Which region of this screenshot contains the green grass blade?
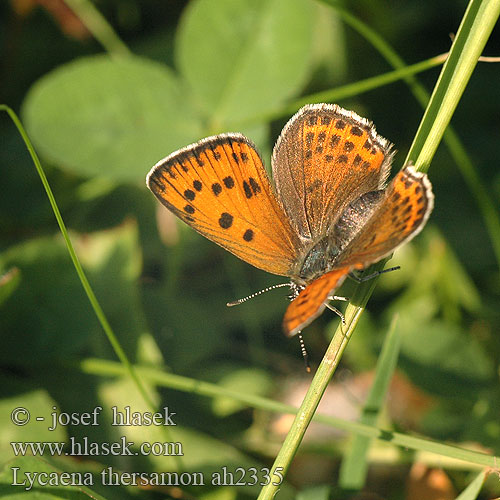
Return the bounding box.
[64,0,131,57]
[0,104,183,470]
[255,1,500,497]
[406,0,500,170]
[321,0,500,268]
[339,314,401,489]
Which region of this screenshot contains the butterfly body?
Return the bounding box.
[147,104,433,337]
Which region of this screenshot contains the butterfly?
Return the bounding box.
[147,103,434,337]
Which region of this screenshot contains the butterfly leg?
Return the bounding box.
[349,266,400,283]
[325,302,346,325]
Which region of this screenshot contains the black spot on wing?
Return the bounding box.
[330,135,340,148]
[243,229,254,241]
[184,189,195,201]
[243,180,252,198]
[344,141,354,152]
[219,212,233,229]
[249,177,261,194]
[212,183,222,196]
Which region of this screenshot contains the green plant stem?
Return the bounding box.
[257,1,500,497]
[257,261,384,499]
[456,470,487,499]
[78,356,499,470]
[322,0,500,269]
[406,0,500,169]
[63,0,131,57]
[0,105,142,394]
[0,104,185,470]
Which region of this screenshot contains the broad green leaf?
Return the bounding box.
[0,390,66,466]
[22,55,202,182]
[0,222,145,364]
[399,318,494,396]
[97,376,295,500]
[209,366,273,417]
[176,0,314,129]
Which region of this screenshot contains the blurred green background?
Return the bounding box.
[1,0,499,499]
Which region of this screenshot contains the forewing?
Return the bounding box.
[283,267,350,337]
[147,134,302,276]
[272,103,394,239]
[337,166,433,269]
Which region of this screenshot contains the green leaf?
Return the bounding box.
[0,222,145,364]
[176,0,314,129]
[398,318,494,397]
[0,390,67,466]
[22,55,202,182]
[98,376,274,486]
[209,366,273,417]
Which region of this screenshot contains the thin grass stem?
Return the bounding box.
[63,0,131,57]
[0,104,183,471]
[78,357,500,470]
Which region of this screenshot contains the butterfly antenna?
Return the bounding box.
[298,333,311,373]
[226,283,291,307]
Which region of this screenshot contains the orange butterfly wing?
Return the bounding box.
[272,104,394,239]
[147,134,302,276]
[337,166,434,269]
[282,267,350,337]
[283,166,433,337]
